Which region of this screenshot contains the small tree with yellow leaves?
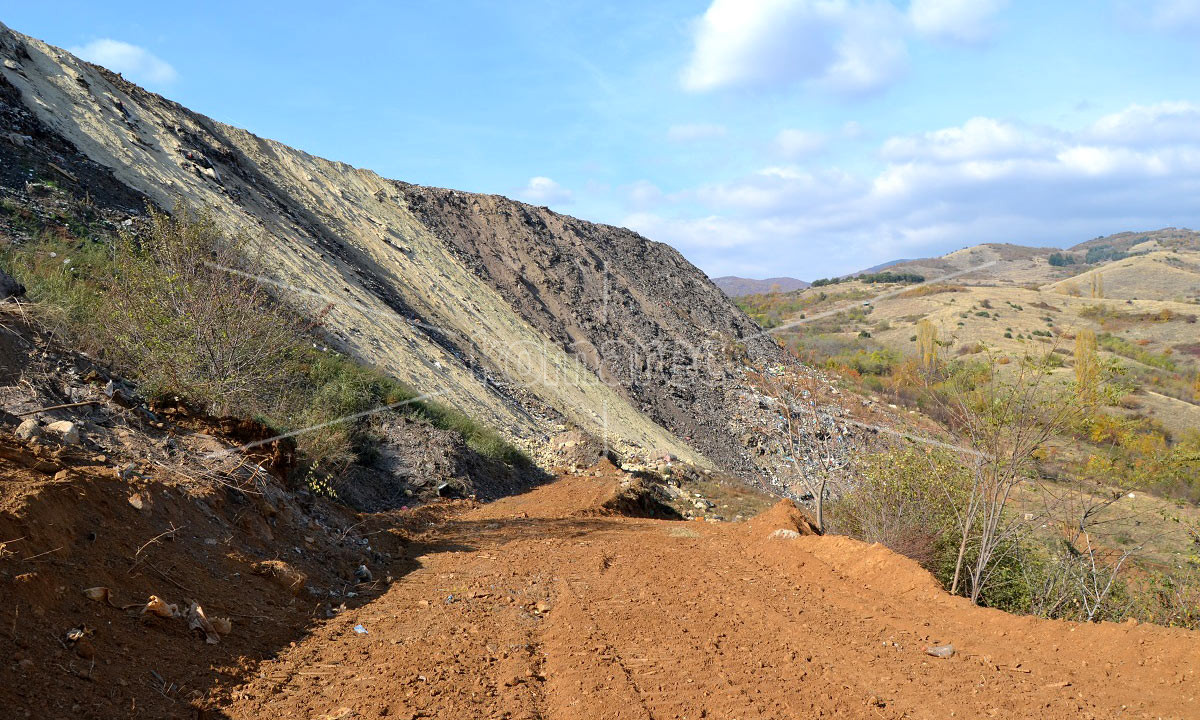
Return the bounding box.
[917,319,939,374]
[1074,328,1099,407]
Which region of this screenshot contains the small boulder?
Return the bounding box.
[768,528,802,541]
[0,269,24,300]
[15,418,41,442]
[45,420,81,445]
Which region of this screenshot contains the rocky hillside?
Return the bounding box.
[712,276,810,297]
[0,21,803,479]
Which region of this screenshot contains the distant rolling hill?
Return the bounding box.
[1069,228,1200,254]
[851,258,916,276]
[713,276,810,297]
[734,228,1200,436]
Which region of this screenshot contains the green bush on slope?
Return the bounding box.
[3,199,526,470]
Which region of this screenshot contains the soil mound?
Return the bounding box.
[744,498,821,541]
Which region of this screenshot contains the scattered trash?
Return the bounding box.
[83,586,112,603]
[353,624,368,635]
[65,626,90,643]
[65,626,95,659]
[211,616,233,636]
[82,586,139,609]
[924,644,955,659]
[143,595,180,619]
[186,601,228,645]
[354,564,373,583]
[118,463,145,481]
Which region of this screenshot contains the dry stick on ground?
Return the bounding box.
[129,523,183,574]
[21,545,63,562]
[16,399,101,416]
[155,455,267,495]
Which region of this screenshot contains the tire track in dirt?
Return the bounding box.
[215,472,1198,720]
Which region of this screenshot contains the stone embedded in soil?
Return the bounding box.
[44,419,80,444]
[15,418,41,441]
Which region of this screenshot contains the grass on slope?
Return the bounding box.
[0,193,527,471]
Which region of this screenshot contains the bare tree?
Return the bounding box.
[754,365,850,532]
[937,350,1081,604]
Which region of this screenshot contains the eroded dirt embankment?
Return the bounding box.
[214,468,1197,720]
[2,441,1197,720]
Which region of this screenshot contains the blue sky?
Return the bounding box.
[5,1,1200,279]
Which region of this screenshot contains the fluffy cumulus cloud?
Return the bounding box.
[516,177,573,206]
[1088,101,1200,145]
[908,0,1008,43]
[681,0,907,96]
[880,116,1057,162]
[622,102,1200,277]
[69,39,178,86]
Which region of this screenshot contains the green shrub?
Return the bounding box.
[4,200,528,470]
[830,447,968,574]
[1098,333,1177,371]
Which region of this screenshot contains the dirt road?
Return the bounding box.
[219,473,1198,720]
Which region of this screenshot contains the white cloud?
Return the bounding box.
[774,128,827,158]
[1146,0,1200,29]
[667,123,728,142]
[822,2,908,94]
[624,180,666,210]
[880,117,1055,162]
[681,0,907,95]
[516,177,573,205]
[841,120,867,139]
[624,212,759,250]
[626,102,1200,277]
[1089,101,1200,145]
[69,39,178,86]
[908,0,1007,43]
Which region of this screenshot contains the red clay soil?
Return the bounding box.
[3,457,1198,719]
[219,474,1197,720]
